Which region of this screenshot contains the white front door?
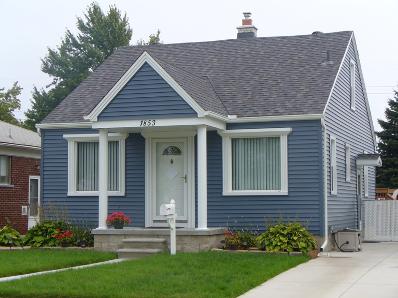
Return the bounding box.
[28,176,40,229]
[147,136,195,227]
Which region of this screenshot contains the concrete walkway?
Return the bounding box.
[240,242,398,298]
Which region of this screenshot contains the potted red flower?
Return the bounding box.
[106,212,131,229]
[53,229,74,247]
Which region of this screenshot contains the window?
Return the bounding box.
[220,128,290,196]
[76,141,119,191]
[64,133,126,196]
[345,144,351,182]
[350,59,356,110]
[364,166,369,197]
[0,155,11,185]
[364,151,369,197]
[330,136,337,195]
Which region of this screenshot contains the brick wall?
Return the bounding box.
[0,156,40,234]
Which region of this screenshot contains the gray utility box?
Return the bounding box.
[334,229,361,252]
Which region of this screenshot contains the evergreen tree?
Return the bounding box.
[24,2,133,130]
[376,90,398,187]
[0,82,22,125]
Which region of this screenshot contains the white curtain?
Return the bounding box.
[76,141,119,191]
[232,137,281,191]
[108,141,119,191]
[77,142,98,191]
[0,156,10,184]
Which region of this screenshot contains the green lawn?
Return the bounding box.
[0,249,116,278]
[0,252,308,298]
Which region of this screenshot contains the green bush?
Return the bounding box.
[23,221,94,248]
[256,222,317,253]
[24,221,67,247]
[224,230,257,250]
[70,226,94,247]
[0,226,23,247]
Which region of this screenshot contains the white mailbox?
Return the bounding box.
[160,199,177,255]
[160,202,176,216]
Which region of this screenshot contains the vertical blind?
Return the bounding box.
[0,155,10,184]
[232,137,281,191]
[76,141,119,191]
[108,141,119,191]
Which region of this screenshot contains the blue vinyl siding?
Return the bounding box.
[98,63,197,120]
[42,121,323,234]
[324,39,376,230]
[41,129,145,227]
[207,120,324,235]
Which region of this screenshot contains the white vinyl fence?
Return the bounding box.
[364,200,398,241]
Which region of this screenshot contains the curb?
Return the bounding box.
[0,259,124,283]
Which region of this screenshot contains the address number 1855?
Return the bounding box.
[140,120,156,127]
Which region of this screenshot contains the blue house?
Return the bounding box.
[38,14,379,253]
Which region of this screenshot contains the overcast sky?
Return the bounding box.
[1,0,397,131]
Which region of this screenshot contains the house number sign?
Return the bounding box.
[140,120,156,127]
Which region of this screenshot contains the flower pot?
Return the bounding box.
[113,222,124,229]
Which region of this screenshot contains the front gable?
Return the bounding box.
[98,62,197,121]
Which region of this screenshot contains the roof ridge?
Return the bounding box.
[119,30,354,49]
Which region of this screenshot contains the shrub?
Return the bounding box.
[24,221,95,248]
[0,226,23,247]
[70,225,94,247]
[53,230,74,247]
[24,221,67,247]
[256,222,317,253]
[224,230,257,250]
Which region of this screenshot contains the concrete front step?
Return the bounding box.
[117,248,164,259]
[121,237,168,250]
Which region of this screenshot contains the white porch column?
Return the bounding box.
[98,129,108,229]
[197,125,207,229]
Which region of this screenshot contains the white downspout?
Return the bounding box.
[320,118,329,251]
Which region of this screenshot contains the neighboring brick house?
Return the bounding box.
[0,121,41,234]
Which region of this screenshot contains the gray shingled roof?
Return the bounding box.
[42,31,352,123]
[0,121,41,149]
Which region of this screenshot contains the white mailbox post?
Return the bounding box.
[160,199,177,255]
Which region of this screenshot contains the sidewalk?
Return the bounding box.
[240,242,398,298]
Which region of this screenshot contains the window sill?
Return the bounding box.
[67,191,125,197]
[0,184,14,188]
[223,190,288,196]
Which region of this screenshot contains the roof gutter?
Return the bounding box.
[205,112,323,123]
[0,142,41,150]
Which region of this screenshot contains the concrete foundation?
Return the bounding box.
[92,227,225,252]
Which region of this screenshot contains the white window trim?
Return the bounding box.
[219,128,291,196]
[364,150,369,198]
[350,59,356,111]
[64,133,127,196]
[345,144,351,182]
[330,135,337,195]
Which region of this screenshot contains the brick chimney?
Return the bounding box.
[237,12,257,38]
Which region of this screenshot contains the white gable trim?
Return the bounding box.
[350,35,377,150]
[85,51,206,122]
[322,33,376,150]
[323,33,353,115]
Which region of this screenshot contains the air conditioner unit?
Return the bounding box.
[334,228,361,252]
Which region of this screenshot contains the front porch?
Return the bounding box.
[92,227,225,254]
[89,118,225,232]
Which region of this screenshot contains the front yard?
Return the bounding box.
[0,249,116,278]
[0,251,308,298]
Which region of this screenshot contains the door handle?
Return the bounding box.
[180,174,187,183]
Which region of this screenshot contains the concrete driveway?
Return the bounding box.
[240,242,398,298]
